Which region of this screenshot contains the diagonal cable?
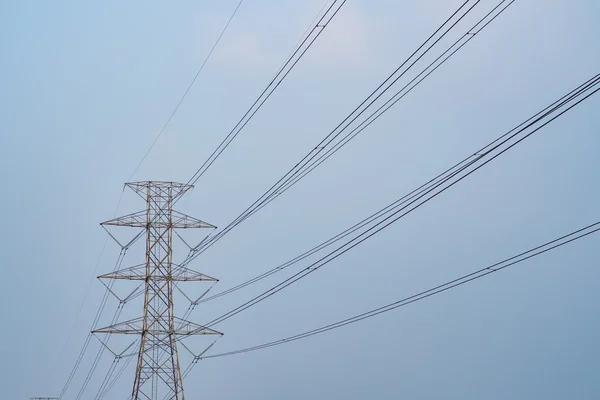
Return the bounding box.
[129,0,246,180]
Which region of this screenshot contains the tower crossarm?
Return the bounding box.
[101,210,216,229]
[93,317,222,336]
[98,263,217,282]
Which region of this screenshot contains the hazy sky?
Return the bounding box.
[1,0,599,399]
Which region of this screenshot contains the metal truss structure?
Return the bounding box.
[93,181,222,400]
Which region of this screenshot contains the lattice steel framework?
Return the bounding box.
[93,181,222,400]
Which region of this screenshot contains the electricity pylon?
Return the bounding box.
[93,181,222,400]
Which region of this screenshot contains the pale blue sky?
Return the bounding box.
[1,0,599,399]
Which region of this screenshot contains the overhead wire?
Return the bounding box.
[57,242,126,398]
[97,340,140,400]
[178,77,599,373]
[128,0,246,181]
[95,359,122,400]
[51,187,126,393]
[99,357,134,400]
[194,157,486,305]
[93,354,121,400]
[183,1,518,304]
[51,0,596,395]
[76,69,598,394]
[180,0,348,190]
[74,291,128,400]
[57,228,144,399]
[89,319,139,400]
[179,0,514,266]
[254,0,514,209]
[199,220,600,359]
[202,72,600,328]
[94,339,139,400]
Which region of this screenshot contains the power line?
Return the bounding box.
[178,0,348,191]
[96,340,140,400]
[74,304,125,400]
[57,229,144,399]
[57,248,126,399]
[191,37,592,307]
[189,0,519,306]
[50,1,596,396]
[194,157,492,305]
[255,0,514,206]
[200,220,600,360]
[128,0,246,181]
[180,0,515,265]
[51,187,126,394]
[93,358,120,400]
[202,72,599,328]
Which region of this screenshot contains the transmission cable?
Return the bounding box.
[180,0,513,266]
[195,156,492,305]
[92,355,120,400]
[97,340,140,400]
[190,26,591,307]
[128,0,246,181]
[199,220,600,359]
[203,72,599,328]
[57,228,143,399]
[57,247,128,399]
[178,0,348,190]
[253,0,514,212]
[74,296,127,400]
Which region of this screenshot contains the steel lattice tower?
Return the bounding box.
[94,181,222,400]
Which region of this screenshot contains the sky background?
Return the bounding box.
[1,0,599,399]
